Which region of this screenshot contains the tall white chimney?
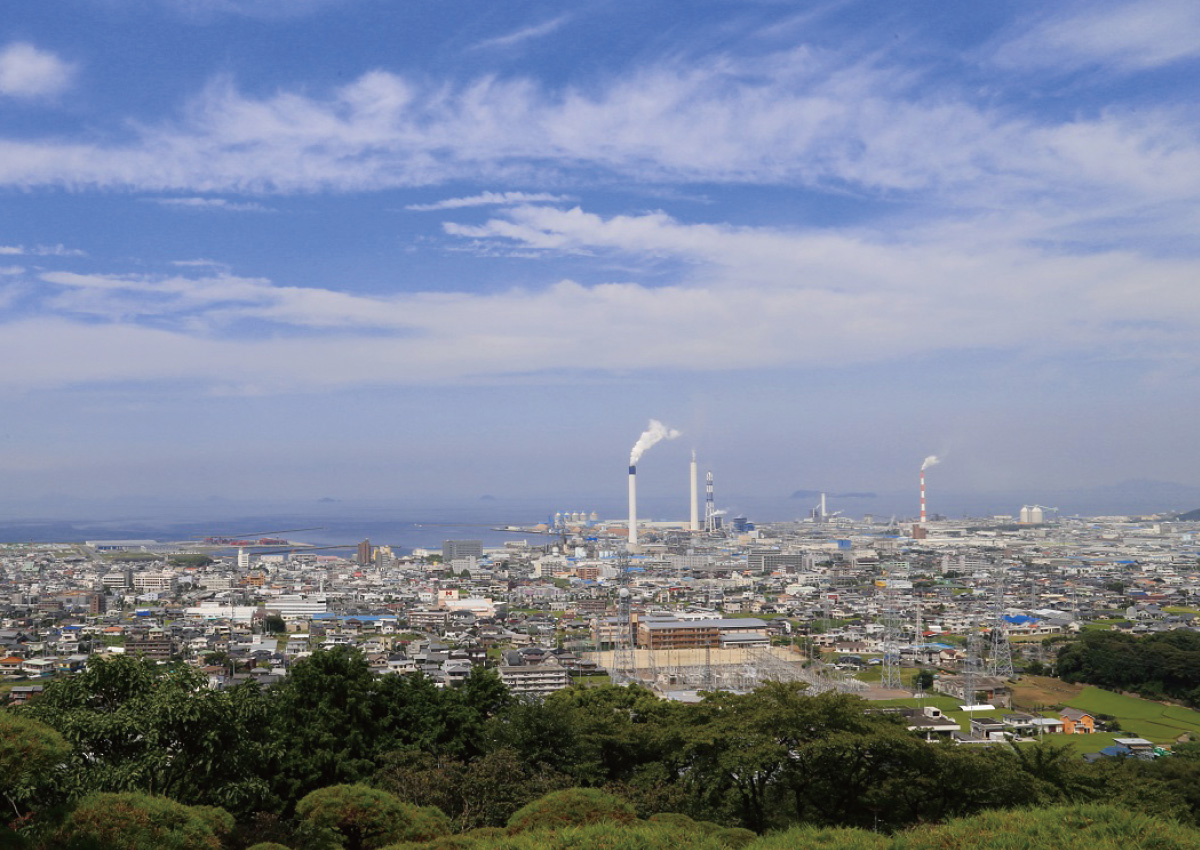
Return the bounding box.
[628,464,638,548]
[920,468,926,525]
[689,452,699,532]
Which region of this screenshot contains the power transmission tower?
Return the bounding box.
[611,553,636,685]
[988,565,1015,679]
[962,607,984,707]
[880,572,902,690]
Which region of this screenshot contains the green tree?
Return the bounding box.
[1007,739,1092,803]
[456,748,571,830]
[372,750,464,819]
[532,684,686,787]
[270,648,382,807]
[20,655,273,813]
[0,712,70,823]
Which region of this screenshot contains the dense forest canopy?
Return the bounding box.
[3,647,1200,849]
[1055,630,1200,705]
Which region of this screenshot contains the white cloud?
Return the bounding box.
[172,258,231,269]
[406,191,572,211]
[992,0,1200,72]
[0,42,75,99]
[0,50,1192,232]
[0,243,86,257]
[150,196,273,212]
[471,15,569,51]
[154,0,345,20]
[10,204,1199,393]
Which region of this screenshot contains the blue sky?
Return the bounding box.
[2,0,1200,516]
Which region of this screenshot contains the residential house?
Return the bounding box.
[1060,708,1096,734]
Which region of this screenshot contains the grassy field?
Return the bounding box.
[866,688,1192,751]
[1043,732,1126,754]
[870,696,961,713]
[1066,687,1200,744]
[854,665,923,686]
[571,673,612,686]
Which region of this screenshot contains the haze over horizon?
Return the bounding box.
[3,1,1199,511]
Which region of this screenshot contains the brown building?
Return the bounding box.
[126,629,175,660]
[635,616,769,650]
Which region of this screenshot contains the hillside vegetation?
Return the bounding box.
[4,648,1200,848]
[1056,630,1200,706]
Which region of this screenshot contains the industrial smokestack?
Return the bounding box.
[628,465,638,547]
[689,451,699,532]
[626,420,681,550]
[920,455,939,524]
[704,470,716,532]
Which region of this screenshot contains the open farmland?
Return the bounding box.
[1066,687,1200,744]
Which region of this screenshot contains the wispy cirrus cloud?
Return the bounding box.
[406,191,572,211]
[172,258,232,269]
[152,0,348,21]
[470,15,569,51]
[991,0,1200,72]
[148,196,274,212]
[0,42,75,99]
[0,243,86,257]
[0,48,1192,235]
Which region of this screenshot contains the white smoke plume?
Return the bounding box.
[921,455,941,471]
[630,419,682,465]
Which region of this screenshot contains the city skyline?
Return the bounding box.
[2,1,1199,509]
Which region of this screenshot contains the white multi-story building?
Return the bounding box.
[499,655,571,698]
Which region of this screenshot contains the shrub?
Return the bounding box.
[297,784,450,850]
[0,830,30,850]
[892,803,1200,850]
[646,813,700,831]
[190,806,235,841]
[751,825,888,850]
[57,792,224,850]
[245,844,292,850]
[427,821,729,850]
[505,789,637,834]
[712,826,757,847]
[380,837,480,850]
